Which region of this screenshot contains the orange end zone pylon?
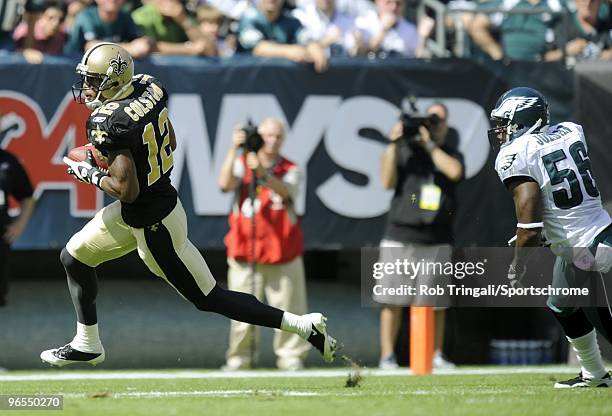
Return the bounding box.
[409,306,434,375]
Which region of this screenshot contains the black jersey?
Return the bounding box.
[86,74,177,228]
[0,149,34,228]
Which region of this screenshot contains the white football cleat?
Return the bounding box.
[41,344,105,367]
[303,313,337,363]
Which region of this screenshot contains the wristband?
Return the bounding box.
[517,222,544,229]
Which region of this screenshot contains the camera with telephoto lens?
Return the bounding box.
[400,96,441,146]
[241,122,264,153]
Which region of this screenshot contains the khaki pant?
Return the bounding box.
[66,200,216,300]
[225,256,310,369]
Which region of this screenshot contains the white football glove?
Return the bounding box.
[507,263,526,289]
[63,150,108,189]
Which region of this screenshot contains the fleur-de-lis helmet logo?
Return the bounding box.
[109,53,128,75]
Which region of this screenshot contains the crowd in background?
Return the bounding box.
[0,0,611,65]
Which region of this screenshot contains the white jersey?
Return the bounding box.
[495,122,611,249]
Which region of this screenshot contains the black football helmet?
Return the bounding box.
[488,87,549,151]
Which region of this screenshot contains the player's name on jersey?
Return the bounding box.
[533,125,571,145]
[91,77,164,123]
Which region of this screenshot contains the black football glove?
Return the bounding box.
[63,150,108,189]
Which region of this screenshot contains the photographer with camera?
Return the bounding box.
[376,102,463,370]
[218,118,310,371]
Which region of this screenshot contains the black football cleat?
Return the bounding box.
[40,344,105,367]
[554,372,612,388]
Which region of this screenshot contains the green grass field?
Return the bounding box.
[1,367,610,416]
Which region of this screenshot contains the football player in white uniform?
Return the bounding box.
[491,87,612,388]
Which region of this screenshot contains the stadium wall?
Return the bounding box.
[0,56,578,250]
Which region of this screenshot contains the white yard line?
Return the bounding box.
[62,390,325,399]
[60,388,523,399]
[0,366,579,382]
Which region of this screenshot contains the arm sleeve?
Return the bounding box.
[90,113,138,153]
[495,144,536,186]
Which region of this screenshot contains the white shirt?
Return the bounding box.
[292,4,356,55]
[495,122,611,250]
[355,10,418,57]
[201,0,255,20]
[295,0,375,17]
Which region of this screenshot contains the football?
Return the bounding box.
[67,144,109,170]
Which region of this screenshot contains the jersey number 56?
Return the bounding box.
[542,141,599,209]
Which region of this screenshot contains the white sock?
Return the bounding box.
[70,322,104,353]
[280,312,310,339]
[568,329,607,379]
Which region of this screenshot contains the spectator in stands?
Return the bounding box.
[355,0,419,57]
[237,0,327,72]
[468,0,562,61]
[201,0,255,20]
[64,0,154,58]
[413,0,472,57]
[292,0,364,56]
[545,0,612,61]
[376,102,463,370]
[295,0,375,18]
[65,0,94,30]
[13,0,67,63]
[0,113,35,308]
[0,0,44,51]
[132,0,217,56]
[218,118,310,371]
[197,4,236,56]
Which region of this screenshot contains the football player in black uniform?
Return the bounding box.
[40,42,336,367]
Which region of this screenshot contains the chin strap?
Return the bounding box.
[524,118,544,136]
[86,81,132,109]
[86,67,132,109]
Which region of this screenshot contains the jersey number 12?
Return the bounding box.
[142,107,174,186]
